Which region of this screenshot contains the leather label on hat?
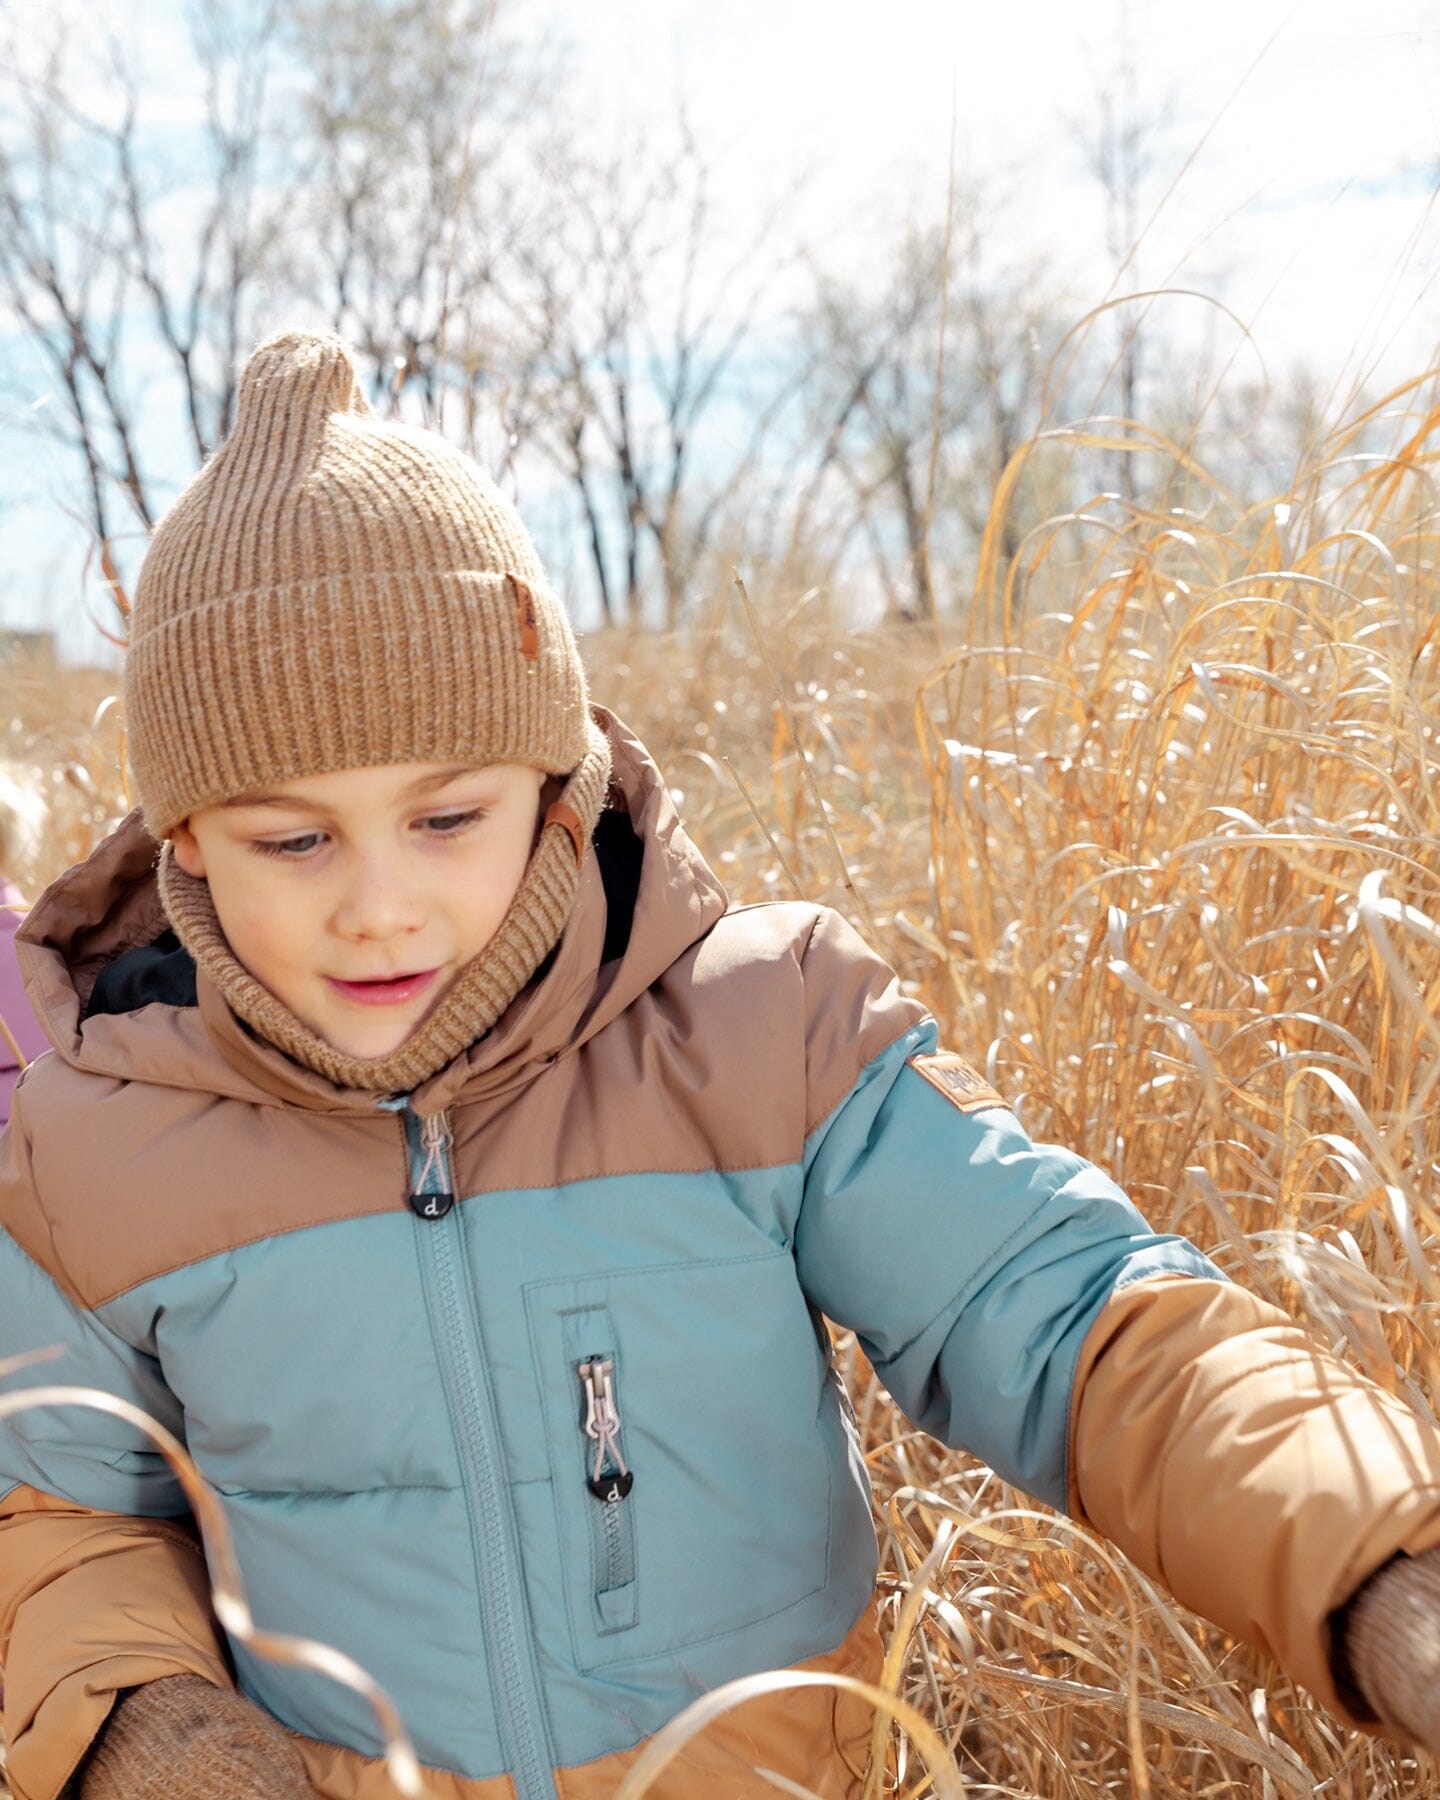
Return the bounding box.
[510,574,540,660]
[908,1052,1010,1115]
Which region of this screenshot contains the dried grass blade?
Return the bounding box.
[974,1664,1315,1795]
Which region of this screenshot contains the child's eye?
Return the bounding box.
[242,810,485,860]
[250,831,327,860]
[418,808,485,836]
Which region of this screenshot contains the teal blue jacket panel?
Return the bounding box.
[0,1221,189,1516]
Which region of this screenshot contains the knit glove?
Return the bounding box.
[1345,1545,1440,1750]
[78,1673,314,1799]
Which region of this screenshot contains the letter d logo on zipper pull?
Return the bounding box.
[588,1472,634,1503]
[410,1190,455,1220]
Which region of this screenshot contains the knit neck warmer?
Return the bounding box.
[158,733,612,1094]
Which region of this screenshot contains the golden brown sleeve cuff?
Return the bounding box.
[0,1486,231,1800]
[1069,1277,1440,1723]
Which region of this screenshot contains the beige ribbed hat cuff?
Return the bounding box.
[133,569,589,842]
[159,723,612,1092]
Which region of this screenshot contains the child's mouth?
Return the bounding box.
[324,969,441,1006]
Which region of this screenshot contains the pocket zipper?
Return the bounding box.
[578,1357,634,1503]
[577,1356,636,1629]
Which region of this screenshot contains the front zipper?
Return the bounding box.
[394,1100,557,1800]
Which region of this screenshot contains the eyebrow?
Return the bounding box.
[217,764,491,813]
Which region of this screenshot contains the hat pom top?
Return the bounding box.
[231,330,376,445]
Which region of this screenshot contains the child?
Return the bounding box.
[2,329,1440,1800]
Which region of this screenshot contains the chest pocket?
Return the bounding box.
[524,1249,835,1672]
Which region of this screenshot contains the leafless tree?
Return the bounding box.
[0,0,287,604]
[278,0,560,425]
[791,195,1061,622]
[2,0,788,635]
[1068,1,1173,502]
[0,0,555,615]
[1,0,1153,650]
[497,116,800,627]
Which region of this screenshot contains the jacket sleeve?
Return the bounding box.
[792,908,1220,1512]
[0,1081,231,1800]
[792,908,1440,1730]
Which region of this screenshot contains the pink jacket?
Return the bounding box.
[0,880,48,1129]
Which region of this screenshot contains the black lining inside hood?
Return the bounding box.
[82,808,644,1022]
[84,928,197,1016]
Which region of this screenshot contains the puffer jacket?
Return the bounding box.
[4,709,1440,1800]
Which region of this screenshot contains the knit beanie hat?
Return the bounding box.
[124,328,611,1092]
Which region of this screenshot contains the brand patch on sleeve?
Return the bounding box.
[908,1053,1011,1115]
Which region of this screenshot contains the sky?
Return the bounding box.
[3,0,1439,661]
[552,0,1440,387]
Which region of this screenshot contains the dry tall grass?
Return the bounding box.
[6,379,1440,1795]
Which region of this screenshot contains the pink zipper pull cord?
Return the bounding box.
[416,1112,452,1192]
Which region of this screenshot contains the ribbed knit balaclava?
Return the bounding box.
[124,328,610,1092]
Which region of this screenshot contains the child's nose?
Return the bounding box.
[330,852,425,942]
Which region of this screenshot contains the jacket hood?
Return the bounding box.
[15,709,727,1116]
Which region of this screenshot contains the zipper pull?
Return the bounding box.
[578,1358,634,1504]
[409,1111,455,1220]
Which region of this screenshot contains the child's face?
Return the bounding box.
[170,759,547,1061]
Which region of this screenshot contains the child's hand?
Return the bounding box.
[1346,1544,1440,1751]
[79,1673,314,1798]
